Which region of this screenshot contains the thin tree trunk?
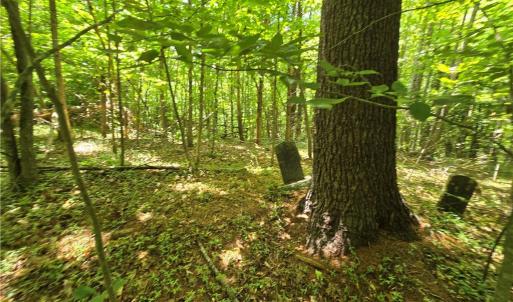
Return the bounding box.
[186,55,194,147]
[194,54,206,169]
[236,69,244,141]
[2,0,116,299]
[0,76,21,188]
[161,48,190,163]
[271,59,279,165]
[49,0,73,142]
[6,0,36,188]
[210,69,220,153]
[255,75,264,145]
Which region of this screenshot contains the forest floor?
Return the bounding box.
[1,126,511,302]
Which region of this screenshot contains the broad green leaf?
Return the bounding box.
[113,278,126,295]
[391,80,407,95]
[319,60,338,76]
[116,16,158,30]
[371,84,389,94]
[432,95,474,105]
[336,78,367,86]
[357,70,379,75]
[408,102,431,121]
[308,97,349,109]
[138,49,159,62]
[91,293,107,302]
[289,96,306,104]
[303,82,320,90]
[436,63,451,74]
[197,25,213,37]
[174,45,192,63]
[74,286,96,299]
[269,32,283,49]
[171,32,189,41]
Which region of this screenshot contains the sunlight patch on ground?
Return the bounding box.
[57,229,108,261]
[172,181,228,196]
[219,239,245,269]
[136,211,153,222]
[74,141,103,155]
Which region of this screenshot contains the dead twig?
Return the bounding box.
[197,241,240,302]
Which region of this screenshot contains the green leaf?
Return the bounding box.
[371,84,389,94]
[174,45,192,63]
[112,278,126,295]
[116,16,158,30]
[357,70,379,75]
[138,49,159,62]
[391,80,407,95]
[432,94,474,105]
[74,286,96,299]
[269,32,283,49]
[408,102,431,121]
[436,63,451,74]
[336,78,367,86]
[289,96,306,104]
[196,25,213,37]
[319,60,338,76]
[303,82,320,90]
[308,97,349,109]
[91,293,107,302]
[171,32,189,41]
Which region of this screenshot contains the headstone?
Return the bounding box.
[275,141,304,184]
[437,175,477,215]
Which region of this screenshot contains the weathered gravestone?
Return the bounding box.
[437,175,477,215]
[275,141,304,184]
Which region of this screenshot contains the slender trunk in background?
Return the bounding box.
[194,54,206,169]
[210,69,220,153]
[302,86,312,159]
[103,0,117,154]
[6,0,36,189]
[2,0,116,299]
[49,0,73,140]
[99,76,108,138]
[285,65,298,141]
[236,69,245,141]
[229,77,234,137]
[162,48,191,163]
[158,49,169,137]
[112,1,125,166]
[293,0,304,141]
[255,75,264,145]
[271,59,278,165]
[0,76,21,189]
[186,52,194,147]
[135,78,142,143]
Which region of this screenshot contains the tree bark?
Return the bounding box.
[307,0,417,257]
[0,76,21,189]
[49,0,73,142]
[6,0,36,188]
[2,0,116,299]
[255,75,264,145]
[236,69,245,141]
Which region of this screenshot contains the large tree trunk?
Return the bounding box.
[307,0,417,257]
[6,0,36,188]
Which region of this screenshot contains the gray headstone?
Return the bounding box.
[275,141,304,184]
[437,175,477,215]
